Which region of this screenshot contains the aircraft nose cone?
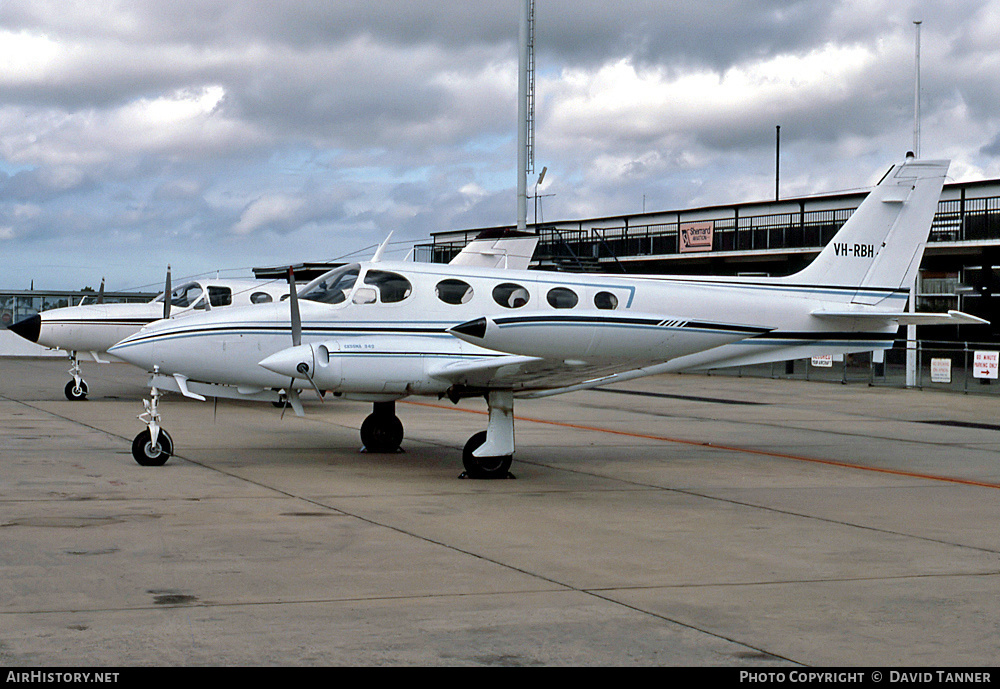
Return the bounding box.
[258,345,311,379]
[7,314,41,343]
[107,333,151,367]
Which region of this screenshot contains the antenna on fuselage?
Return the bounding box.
[371,232,394,263]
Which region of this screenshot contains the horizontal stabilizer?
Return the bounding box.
[812,309,989,326]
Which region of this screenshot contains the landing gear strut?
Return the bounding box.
[132,373,173,466]
[360,401,404,453]
[64,351,88,400]
[461,389,515,479]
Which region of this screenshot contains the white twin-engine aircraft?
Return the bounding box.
[109,156,986,478]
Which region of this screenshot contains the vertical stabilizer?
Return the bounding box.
[790,156,949,304]
[448,229,539,270]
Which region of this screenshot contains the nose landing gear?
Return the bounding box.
[64,351,88,400]
[131,376,172,466]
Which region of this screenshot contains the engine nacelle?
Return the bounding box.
[258,337,446,395]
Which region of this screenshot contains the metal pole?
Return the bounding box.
[906,21,922,387]
[913,21,922,158]
[516,0,530,231]
[775,125,780,201]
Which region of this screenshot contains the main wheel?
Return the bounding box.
[131,429,174,466]
[64,379,89,401]
[360,413,404,453]
[462,431,513,479]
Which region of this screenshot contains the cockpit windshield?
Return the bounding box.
[299,264,361,304]
[153,282,205,308]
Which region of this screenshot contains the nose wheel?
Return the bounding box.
[132,376,173,466]
[64,351,88,400]
[131,428,174,466]
[64,379,89,401]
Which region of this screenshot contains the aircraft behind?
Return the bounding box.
[7,273,289,400]
[108,155,986,477]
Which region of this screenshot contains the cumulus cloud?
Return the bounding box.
[0,0,999,289]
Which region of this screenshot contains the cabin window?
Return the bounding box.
[436,279,474,305]
[594,291,619,310]
[208,286,232,307]
[352,287,377,305]
[364,270,412,303]
[158,282,203,308]
[546,287,578,309]
[300,264,361,304]
[250,292,273,304]
[492,283,530,308]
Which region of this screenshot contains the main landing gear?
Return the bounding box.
[360,401,404,453]
[64,351,88,401]
[460,389,515,480]
[359,392,516,479]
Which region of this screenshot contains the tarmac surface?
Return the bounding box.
[2,357,999,667]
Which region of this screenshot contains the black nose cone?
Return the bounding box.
[449,317,488,339]
[7,314,41,343]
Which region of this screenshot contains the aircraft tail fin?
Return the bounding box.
[448,229,539,270]
[789,155,949,305]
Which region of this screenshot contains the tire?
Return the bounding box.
[360,413,404,453]
[462,431,513,479]
[131,429,173,466]
[64,379,89,401]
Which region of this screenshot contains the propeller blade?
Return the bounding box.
[297,362,325,403]
[163,265,172,319]
[280,383,292,420]
[97,278,105,305]
[288,266,301,347]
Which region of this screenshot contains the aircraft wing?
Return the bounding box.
[428,354,646,393]
[811,309,989,326]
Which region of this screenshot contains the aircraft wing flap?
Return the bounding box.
[811,309,989,326]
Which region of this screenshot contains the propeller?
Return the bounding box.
[163,265,172,319]
[97,278,105,305]
[279,266,323,418]
[289,266,301,347]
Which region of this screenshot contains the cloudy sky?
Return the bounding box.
[2,0,999,291]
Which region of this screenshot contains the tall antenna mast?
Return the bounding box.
[517,0,536,231]
[913,20,922,158]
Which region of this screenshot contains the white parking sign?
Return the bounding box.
[973,351,999,379]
